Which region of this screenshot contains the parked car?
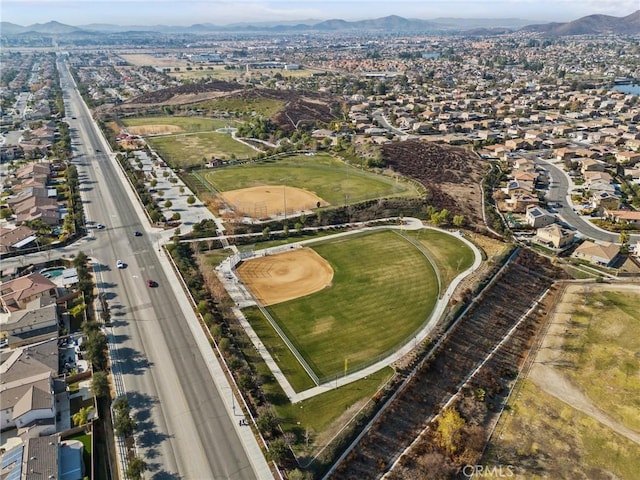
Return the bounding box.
[96,223,105,230]
[146,279,157,287]
[116,260,125,269]
[134,231,142,237]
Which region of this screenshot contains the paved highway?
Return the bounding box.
[57,57,270,480]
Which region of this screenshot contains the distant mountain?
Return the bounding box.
[2,11,638,37]
[521,10,640,35]
[24,20,83,34]
[0,22,26,35]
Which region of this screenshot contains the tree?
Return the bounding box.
[619,229,630,247]
[85,331,108,371]
[73,251,88,269]
[91,371,110,399]
[164,200,173,209]
[126,457,147,480]
[453,215,465,227]
[257,410,277,436]
[267,438,288,463]
[72,406,93,426]
[114,410,136,437]
[436,407,465,455]
[186,195,196,205]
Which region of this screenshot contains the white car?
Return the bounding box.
[116,260,125,269]
[96,223,105,230]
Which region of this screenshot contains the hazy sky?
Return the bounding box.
[2,0,637,26]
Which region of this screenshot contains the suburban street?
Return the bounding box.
[56,57,271,480]
[540,158,640,244]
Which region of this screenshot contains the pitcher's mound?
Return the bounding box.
[237,248,333,306]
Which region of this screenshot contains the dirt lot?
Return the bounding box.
[219,185,328,219]
[236,248,333,306]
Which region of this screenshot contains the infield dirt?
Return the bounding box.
[219,185,328,219]
[236,248,334,306]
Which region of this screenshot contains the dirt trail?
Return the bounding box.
[529,282,640,446]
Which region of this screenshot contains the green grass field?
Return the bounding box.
[404,229,475,288]
[563,288,640,432]
[121,116,232,133]
[264,230,439,381]
[146,132,256,168]
[200,153,420,204]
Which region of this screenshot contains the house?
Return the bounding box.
[0,226,37,254]
[525,205,556,228]
[504,193,539,213]
[591,191,620,210]
[0,436,84,480]
[572,241,620,267]
[503,180,534,197]
[583,171,613,186]
[616,151,640,165]
[603,209,640,226]
[536,224,575,249]
[0,273,58,313]
[0,342,57,434]
[0,302,59,348]
[580,158,606,175]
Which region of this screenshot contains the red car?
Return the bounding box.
[146,279,157,287]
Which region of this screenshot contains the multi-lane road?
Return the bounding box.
[56,57,271,480]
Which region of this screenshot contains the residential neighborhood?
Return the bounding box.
[1,7,639,480]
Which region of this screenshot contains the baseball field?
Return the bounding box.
[235,228,474,387]
[202,153,421,218]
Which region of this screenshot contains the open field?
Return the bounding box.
[260,230,439,380]
[483,283,640,479]
[486,380,640,479]
[119,53,191,69]
[201,153,420,208]
[146,131,256,167]
[121,116,232,134]
[549,284,640,432]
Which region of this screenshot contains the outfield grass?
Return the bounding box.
[486,380,640,480]
[147,132,256,168]
[200,153,420,204]
[563,288,640,432]
[405,229,475,288]
[121,116,232,133]
[265,230,438,380]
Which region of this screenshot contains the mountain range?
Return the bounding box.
[1,11,638,36]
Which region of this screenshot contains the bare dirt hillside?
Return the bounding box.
[382,140,488,227]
